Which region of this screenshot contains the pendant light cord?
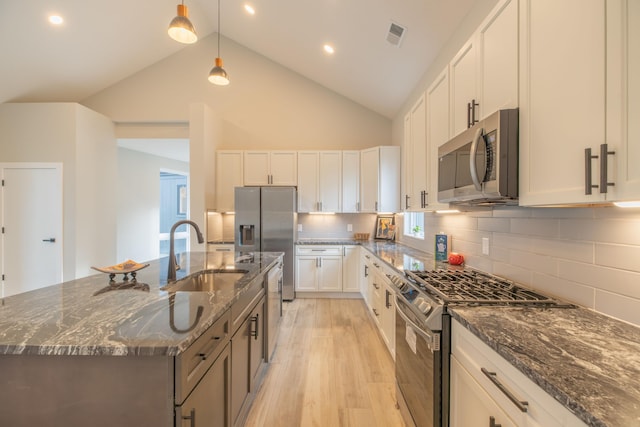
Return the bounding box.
[217,0,221,57]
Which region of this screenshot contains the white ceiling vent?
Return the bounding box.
[386,21,406,47]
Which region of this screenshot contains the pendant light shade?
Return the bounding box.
[209,58,230,85]
[168,3,197,44]
[209,0,229,85]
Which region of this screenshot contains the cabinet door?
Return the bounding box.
[378,146,401,213]
[519,0,606,205]
[178,344,231,427]
[342,246,360,292]
[215,151,243,212]
[317,256,343,292]
[608,0,640,201]
[318,151,342,212]
[360,147,379,212]
[450,39,478,137]
[478,0,519,120]
[450,355,517,427]
[369,270,383,326]
[380,283,396,357]
[297,152,318,212]
[249,299,265,391]
[270,151,297,186]
[295,256,319,291]
[426,68,451,210]
[403,112,413,211]
[408,95,428,211]
[342,151,360,212]
[231,324,250,426]
[243,151,270,186]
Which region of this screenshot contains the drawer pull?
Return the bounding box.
[373,282,380,290]
[481,368,528,412]
[182,408,196,427]
[489,416,501,427]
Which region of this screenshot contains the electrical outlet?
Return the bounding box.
[298,224,303,232]
[482,237,490,255]
[347,224,353,232]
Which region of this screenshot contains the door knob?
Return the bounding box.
[42,238,56,242]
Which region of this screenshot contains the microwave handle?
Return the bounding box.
[469,126,485,192]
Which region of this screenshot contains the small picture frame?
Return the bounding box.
[375,215,395,240]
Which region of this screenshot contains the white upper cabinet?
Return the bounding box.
[450,39,479,137]
[450,0,519,138]
[215,150,243,212]
[426,68,452,211]
[243,151,297,186]
[360,146,401,213]
[477,0,519,120]
[403,95,428,211]
[518,0,608,205]
[607,0,640,201]
[297,151,341,213]
[342,151,360,212]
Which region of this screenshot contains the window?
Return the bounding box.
[403,212,424,239]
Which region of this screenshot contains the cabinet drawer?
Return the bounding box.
[451,319,587,427]
[296,245,342,256]
[175,309,231,404]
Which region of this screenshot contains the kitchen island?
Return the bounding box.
[0,251,282,427]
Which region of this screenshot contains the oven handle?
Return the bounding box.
[395,295,440,352]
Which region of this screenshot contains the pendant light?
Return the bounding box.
[168,1,198,44]
[208,0,230,85]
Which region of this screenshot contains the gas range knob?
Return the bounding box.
[414,297,432,314]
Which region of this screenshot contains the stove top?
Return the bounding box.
[405,269,573,307]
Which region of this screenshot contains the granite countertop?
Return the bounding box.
[0,251,282,357]
[358,240,640,427]
[451,307,640,427]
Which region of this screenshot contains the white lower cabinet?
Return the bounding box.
[342,245,360,292]
[295,246,342,293]
[360,249,396,358]
[451,319,588,427]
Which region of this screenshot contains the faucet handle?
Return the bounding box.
[174,254,181,271]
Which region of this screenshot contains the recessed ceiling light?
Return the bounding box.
[244,4,255,15]
[48,15,64,25]
[323,44,335,55]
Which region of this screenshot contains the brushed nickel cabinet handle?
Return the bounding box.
[481,368,528,412]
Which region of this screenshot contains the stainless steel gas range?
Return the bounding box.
[393,267,574,427]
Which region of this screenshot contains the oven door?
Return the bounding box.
[395,297,441,427]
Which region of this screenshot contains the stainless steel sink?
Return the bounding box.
[162,269,248,292]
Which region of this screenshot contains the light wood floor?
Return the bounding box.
[245,298,406,427]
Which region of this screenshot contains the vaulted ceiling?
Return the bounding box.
[1,0,478,119]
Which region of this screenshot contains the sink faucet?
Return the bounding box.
[167,220,205,282]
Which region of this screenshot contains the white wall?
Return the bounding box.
[82,34,391,151]
[116,147,188,263]
[0,103,116,280]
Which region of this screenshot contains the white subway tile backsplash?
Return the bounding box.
[493,261,533,287]
[509,250,558,276]
[477,217,510,232]
[595,243,640,273]
[492,206,532,218]
[530,207,594,219]
[560,218,640,245]
[527,236,593,263]
[531,273,596,308]
[558,260,640,299]
[511,218,558,238]
[594,290,640,326]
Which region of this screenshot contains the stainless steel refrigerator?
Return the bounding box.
[235,187,297,300]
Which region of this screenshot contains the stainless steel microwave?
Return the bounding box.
[438,108,519,205]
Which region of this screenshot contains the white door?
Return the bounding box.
[1,164,63,297]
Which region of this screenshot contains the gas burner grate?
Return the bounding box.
[405,269,572,306]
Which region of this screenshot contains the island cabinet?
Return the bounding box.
[230,279,267,427]
[450,319,587,427]
[243,151,297,186]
